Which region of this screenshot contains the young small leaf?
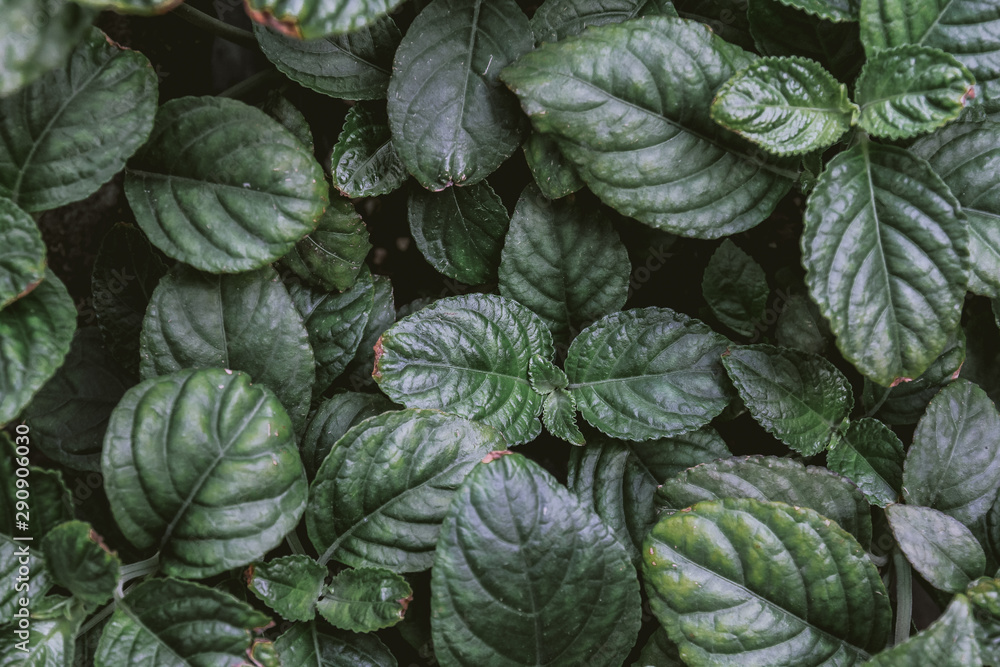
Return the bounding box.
[701,239,769,336]
[317,567,412,632]
[280,195,371,294]
[247,555,327,622]
[330,104,406,198]
[0,197,45,310]
[542,389,585,445]
[40,521,120,607]
[528,354,568,394]
[827,418,905,507]
[300,391,396,478]
[886,503,986,593]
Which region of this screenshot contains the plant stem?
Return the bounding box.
[217,69,284,100]
[285,530,305,555]
[78,601,116,636]
[119,553,160,583]
[172,4,259,50]
[893,547,913,646]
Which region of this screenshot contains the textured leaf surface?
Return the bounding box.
[0,435,72,539]
[0,596,82,666]
[0,271,76,426]
[125,96,327,273]
[886,503,985,593]
[722,344,852,455]
[330,103,406,198]
[408,182,509,285]
[634,628,684,667]
[102,368,308,578]
[502,17,794,238]
[387,0,532,189]
[711,56,856,155]
[261,91,314,152]
[432,454,641,667]
[801,141,968,386]
[140,264,315,432]
[701,239,769,336]
[346,273,394,382]
[307,409,505,571]
[826,418,904,507]
[95,578,270,667]
[0,533,50,621]
[301,391,396,478]
[0,198,45,310]
[247,554,327,622]
[317,567,412,632]
[773,0,855,22]
[522,132,583,199]
[867,594,980,666]
[903,379,1000,527]
[774,292,830,354]
[566,308,732,440]
[40,520,120,606]
[274,622,397,667]
[498,185,630,340]
[876,328,964,424]
[542,389,585,444]
[643,498,891,665]
[374,294,553,444]
[530,0,677,44]
[280,196,371,293]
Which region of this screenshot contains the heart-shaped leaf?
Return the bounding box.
[102,368,308,578]
[886,503,986,593]
[125,96,328,273]
[279,195,371,294]
[273,621,397,667]
[246,0,403,39]
[247,554,327,622]
[40,521,120,606]
[432,453,641,667]
[522,132,583,199]
[701,240,769,336]
[0,198,45,310]
[330,103,406,198]
[300,391,396,478]
[867,594,980,666]
[827,418,905,507]
[317,567,412,632]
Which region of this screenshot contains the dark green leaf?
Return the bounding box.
[0,434,73,539]
[530,0,678,44]
[774,292,830,354]
[702,240,769,336]
[274,621,397,667]
[522,132,583,199]
[633,628,684,667]
[247,554,327,622]
[886,503,985,593]
[432,453,641,667]
[0,595,83,666]
[125,96,328,273]
[344,273,394,388]
[317,567,412,632]
[300,391,396,478]
[867,594,980,666]
[773,0,855,22]
[261,91,314,152]
[103,368,308,578]
[247,0,404,39]
[0,198,45,310]
[528,354,568,394]
[0,533,50,621]
[876,328,965,425]
[280,195,371,294]
[542,389,585,444]
[40,521,120,606]
[827,418,904,507]
[330,103,406,198]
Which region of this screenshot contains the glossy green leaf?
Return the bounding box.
[255,18,400,99]
[40,521,120,606]
[274,621,397,667]
[432,453,641,667]
[247,554,327,622]
[317,567,412,632]
[0,595,83,666]
[886,503,985,593]
[95,578,270,667]
[911,120,1000,300]
[701,239,769,336]
[876,328,964,425]
[408,182,509,285]
[501,17,794,238]
[801,141,968,386]
[568,426,730,561]
[307,409,505,571]
[903,379,1000,527]
[140,264,315,433]
[261,91,314,152]
[301,391,396,478]
[0,533,50,621]
[91,223,169,377]
[0,198,45,310]
[530,0,678,44]
[344,273,394,387]
[565,307,732,441]
[643,498,891,664]
[0,270,76,426]
[0,0,96,96]
[374,294,553,444]
[246,0,403,39]
[711,57,856,156]
[722,344,852,455]
[867,594,980,666]
[528,354,568,394]
[542,389,585,444]
[330,103,406,198]
[0,435,73,539]
[22,328,132,472]
[634,628,684,667]
[102,368,308,578]
[855,45,974,139]
[773,0,855,22]
[280,195,371,293]
[522,132,583,199]
[498,184,630,340]
[826,418,904,507]
[125,96,328,274]
[774,292,830,354]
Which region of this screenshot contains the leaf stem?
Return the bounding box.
[77,601,116,637]
[892,547,913,646]
[171,4,259,50]
[118,553,160,584]
[285,530,305,555]
[217,69,285,100]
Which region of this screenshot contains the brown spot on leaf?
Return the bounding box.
[398,593,413,618]
[372,337,385,381]
[244,2,302,38]
[243,564,256,586]
[481,450,513,463]
[889,376,914,387]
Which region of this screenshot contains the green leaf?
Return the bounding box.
[274,621,397,667]
[330,103,406,198]
[876,327,965,425]
[657,455,873,547]
[0,0,96,96]
[91,223,169,377]
[0,27,157,212]
[125,96,328,274]
[0,533,50,621]
[0,434,73,539]
[826,418,904,507]
[774,292,830,354]
[0,270,76,426]
[408,182,509,285]
[565,307,733,441]
[0,595,84,666]
[246,0,403,39]
[22,328,133,472]
[317,567,413,632]
[501,17,794,238]
[522,132,583,199]
[568,426,731,561]
[801,141,969,386]
[867,594,980,666]
[95,578,270,667]
[374,294,553,444]
[387,0,532,189]
[711,56,857,156]
[772,0,856,22]
[74,0,181,13]
[247,554,327,622]
[903,379,1000,527]
[307,409,505,571]
[968,578,1000,663]
[279,195,371,294]
[701,239,769,336]
[721,344,853,455]
[261,91,314,153]
[344,273,394,387]
[886,503,986,593]
[643,498,891,664]
[855,45,975,139]
[102,368,308,578]
[0,198,45,310]
[542,389,585,444]
[911,120,1000,300]
[432,453,641,667]
[255,18,400,99]
[498,184,630,340]
[530,0,678,44]
[301,391,396,478]
[633,628,684,667]
[140,264,315,433]
[528,354,568,394]
[40,521,120,606]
